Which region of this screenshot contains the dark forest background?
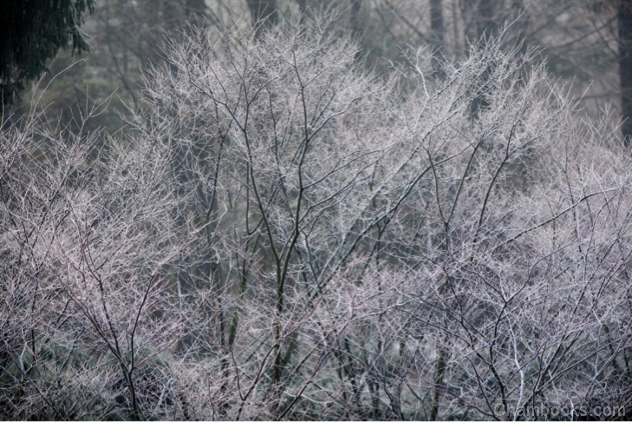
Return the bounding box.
[4,0,632,144]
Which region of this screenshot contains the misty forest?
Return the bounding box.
[0,0,631,420]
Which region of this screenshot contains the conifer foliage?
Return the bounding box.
[0,0,94,110]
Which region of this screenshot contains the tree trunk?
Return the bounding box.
[297,0,308,23]
[477,0,499,40]
[246,0,278,38]
[430,344,447,420]
[618,0,632,146]
[186,0,207,26]
[350,0,363,39]
[430,0,444,61]
[470,0,499,118]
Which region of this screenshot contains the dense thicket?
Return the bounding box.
[0,15,630,421]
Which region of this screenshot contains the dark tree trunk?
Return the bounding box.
[350,0,364,60]
[430,0,444,61]
[246,0,278,38]
[186,0,207,25]
[477,0,499,40]
[297,0,308,23]
[470,0,500,118]
[350,0,363,38]
[618,0,632,147]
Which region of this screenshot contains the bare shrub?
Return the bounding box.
[1,14,630,420]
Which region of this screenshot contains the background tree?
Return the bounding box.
[429,0,444,63]
[0,0,95,112]
[11,0,627,145]
[247,0,279,37]
[618,0,631,145]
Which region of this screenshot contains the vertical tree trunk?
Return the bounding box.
[477,0,499,40]
[297,0,308,23]
[350,0,364,61]
[430,344,447,421]
[247,0,278,38]
[430,0,444,61]
[431,0,444,53]
[350,0,363,38]
[618,0,632,146]
[186,0,207,26]
[470,0,499,118]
